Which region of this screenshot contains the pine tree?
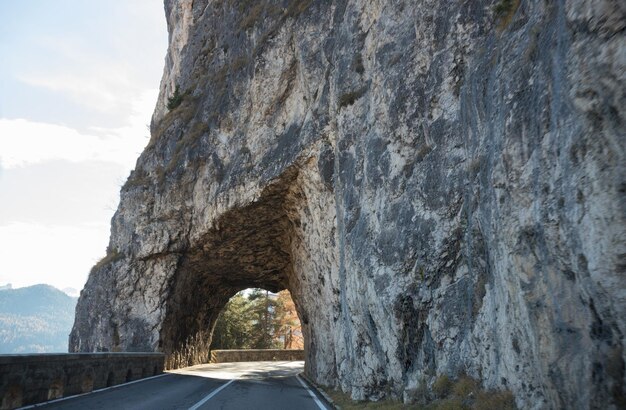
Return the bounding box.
[210,293,253,349]
[210,288,303,350]
[248,289,280,349]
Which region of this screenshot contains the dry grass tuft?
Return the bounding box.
[286,0,313,18]
[432,375,453,399]
[493,0,520,31]
[124,168,151,189]
[430,398,463,410]
[325,389,411,409]
[451,375,479,399]
[239,3,265,30]
[474,390,516,410]
[318,374,518,410]
[91,249,122,273]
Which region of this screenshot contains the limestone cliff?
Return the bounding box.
[70,0,626,408]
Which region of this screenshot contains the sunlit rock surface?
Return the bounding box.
[71,1,625,408]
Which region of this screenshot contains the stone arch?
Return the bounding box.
[70,155,341,384]
[157,160,339,375]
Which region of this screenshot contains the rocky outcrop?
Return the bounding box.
[70,0,626,408]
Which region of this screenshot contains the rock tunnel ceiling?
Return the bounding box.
[71,0,625,408]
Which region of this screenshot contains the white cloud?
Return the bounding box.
[0,89,158,290]
[0,119,115,168]
[18,70,130,113]
[15,11,164,115]
[15,39,137,114]
[0,222,111,290]
[0,1,167,293]
[0,89,156,170]
[0,159,125,226]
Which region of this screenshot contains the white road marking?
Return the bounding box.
[187,379,236,410]
[18,373,169,409]
[296,375,327,410]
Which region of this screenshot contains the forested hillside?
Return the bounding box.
[0,284,77,353]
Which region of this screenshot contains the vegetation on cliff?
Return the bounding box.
[324,374,516,409]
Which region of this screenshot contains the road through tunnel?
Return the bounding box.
[160,160,340,381]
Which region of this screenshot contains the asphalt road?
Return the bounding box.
[28,361,329,410]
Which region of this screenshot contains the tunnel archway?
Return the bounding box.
[159,160,339,380]
[210,288,304,351]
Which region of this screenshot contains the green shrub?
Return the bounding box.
[153,95,197,142]
[167,86,184,110]
[338,87,367,108]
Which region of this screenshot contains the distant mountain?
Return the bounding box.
[0,284,77,353]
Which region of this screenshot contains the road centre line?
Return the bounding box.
[296,374,327,410]
[187,378,236,410]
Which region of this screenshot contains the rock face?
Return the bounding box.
[70,0,625,408]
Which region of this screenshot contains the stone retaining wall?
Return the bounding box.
[0,353,165,409]
[210,349,304,363]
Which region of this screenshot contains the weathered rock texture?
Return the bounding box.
[70,0,626,408]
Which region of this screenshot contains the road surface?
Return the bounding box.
[27,361,329,410]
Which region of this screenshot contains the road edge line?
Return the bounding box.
[298,372,338,408]
[296,374,331,410]
[17,373,170,409]
[187,378,236,410]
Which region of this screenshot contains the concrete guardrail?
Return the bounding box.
[210,349,304,363]
[0,352,165,409]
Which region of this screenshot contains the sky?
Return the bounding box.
[0,1,168,294]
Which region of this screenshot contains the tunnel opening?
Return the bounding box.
[210,288,304,351]
[159,158,339,383]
